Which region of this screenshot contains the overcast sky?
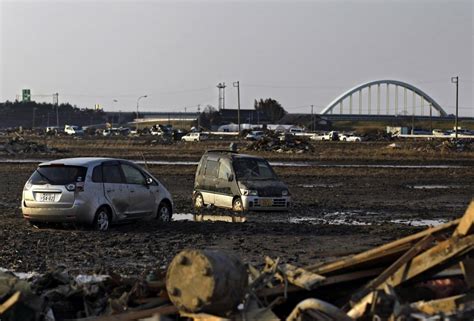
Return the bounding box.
[1,0,473,116]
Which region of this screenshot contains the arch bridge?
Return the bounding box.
[321,80,447,117]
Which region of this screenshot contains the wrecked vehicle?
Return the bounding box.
[22,157,173,231]
[193,150,290,211]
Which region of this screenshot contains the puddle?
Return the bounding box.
[390,219,447,227]
[289,210,375,226]
[298,183,342,188]
[173,213,247,223]
[408,185,463,189]
[289,216,371,226]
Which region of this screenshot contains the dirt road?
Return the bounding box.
[1,139,472,275]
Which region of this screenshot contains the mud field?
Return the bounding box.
[0,137,473,276]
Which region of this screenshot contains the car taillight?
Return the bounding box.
[24,180,32,191]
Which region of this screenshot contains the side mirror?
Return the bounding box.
[145,177,153,185]
[227,173,234,182]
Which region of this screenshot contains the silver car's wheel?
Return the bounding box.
[94,208,110,231]
[232,197,244,212]
[157,202,172,222]
[194,193,204,209]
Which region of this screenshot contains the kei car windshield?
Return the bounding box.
[30,165,87,185]
[233,158,277,180]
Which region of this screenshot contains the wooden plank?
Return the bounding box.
[307,219,459,275]
[351,234,435,303]
[277,263,325,290]
[411,294,465,315]
[454,201,474,237]
[0,291,20,314]
[348,235,474,319]
[386,234,474,287]
[258,267,384,297]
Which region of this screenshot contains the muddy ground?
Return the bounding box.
[0,137,473,276]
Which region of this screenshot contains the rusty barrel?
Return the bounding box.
[166,249,248,315]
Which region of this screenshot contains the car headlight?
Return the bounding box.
[282,190,289,196]
[240,189,258,196]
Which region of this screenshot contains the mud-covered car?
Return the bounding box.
[21,157,173,230]
[193,150,290,211]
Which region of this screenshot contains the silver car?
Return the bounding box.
[22,157,173,231]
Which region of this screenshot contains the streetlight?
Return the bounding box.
[113,99,119,124]
[233,81,241,133]
[451,76,459,139]
[136,95,148,122]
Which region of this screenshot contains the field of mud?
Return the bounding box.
[0,137,473,276]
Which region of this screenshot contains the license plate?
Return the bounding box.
[261,199,273,207]
[37,193,56,202]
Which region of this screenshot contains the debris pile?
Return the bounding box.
[0,136,62,155]
[2,202,474,320]
[246,133,314,153]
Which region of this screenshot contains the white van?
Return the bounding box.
[64,125,84,135]
[181,132,208,142]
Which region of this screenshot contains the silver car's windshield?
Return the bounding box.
[30,165,87,185]
[233,158,277,180]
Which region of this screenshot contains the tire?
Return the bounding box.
[93,207,111,231]
[343,138,347,141]
[232,197,244,212]
[194,193,205,209]
[157,201,172,222]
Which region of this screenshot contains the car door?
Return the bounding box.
[102,161,130,219]
[120,163,156,218]
[201,158,218,205]
[214,158,234,208]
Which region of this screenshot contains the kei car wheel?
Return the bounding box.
[93,207,110,231]
[232,197,244,212]
[157,201,172,222]
[194,193,205,209]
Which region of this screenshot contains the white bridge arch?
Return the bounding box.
[321,80,447,117]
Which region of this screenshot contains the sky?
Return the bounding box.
[1,0,473,116]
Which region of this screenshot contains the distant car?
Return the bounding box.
[339,133,362,142]
[21,157,173,231]
[245,131,265,141]
[64,125,84,135]
[103,128,130,137]
[193,150,290,212]
[182,132,208,142]
[432,129,447,136]
[288,128,305,135]
[311,131,339,141]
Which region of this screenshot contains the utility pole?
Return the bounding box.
[233,81,241,133]
[311,105,314,132]
[451,76,459,139]
[429,103,433,133]
[197,104,201,130]
[54,93,59,128]
[136,95,148,126]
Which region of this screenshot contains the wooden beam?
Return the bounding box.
[351,234,435,303]
[348,235,474,319]
[386,235,474,287]
[411,294,466,315]
[454,201,474,237]
[307,219,459,275]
